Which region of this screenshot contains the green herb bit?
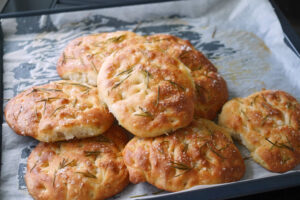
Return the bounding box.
[167,80,185,91]
[251,95,258,106]
[91,60,98,73]
[76,171,97,179]
[81,89,90,95]
[30,162,38,173]
[241,110,248,120]
[37,97,61,102]
[179,51,190,59]
[169,161,192,170]
[156,86,160,106]
[107,34,126,43]
[134,106,153,118]
[212,27,217,38]
[152,190,165,195]
[50,105,65,117]
[53,170,57,187]
[208,145,226,159]
[112,74,131,89]
[27,88,63,95]
[35,106,38,119]
[116,68,133,76]
[59,158,76,169]
[73,98,77,108]
[130,193,148,198]
[58,82,91,89]
[84,151,101,157]
[142,70,152,89]
[261,114,269,126]
[265,138,294,151]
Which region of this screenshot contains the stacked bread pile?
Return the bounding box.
[4,31,300,200]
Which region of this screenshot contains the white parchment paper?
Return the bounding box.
[1,0,300,199]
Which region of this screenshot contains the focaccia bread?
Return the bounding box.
[57,31,145,86]
[123,118,245,191]
[218,90,300,172]
[25,125,129,200]
[146,34,228,120]
[4,80,114,142]
[97,44,195,137]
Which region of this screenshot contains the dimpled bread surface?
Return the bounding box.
[25,125,129,200]
[218,90,300,172]
[57,31,145,86]
[122,118,245,191]
[146,34,228,120]
[4,80,114,142]
[97,43,196,137]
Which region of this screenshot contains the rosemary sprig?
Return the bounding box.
[134,106,153,118]
[212,27,217,38]
[97,135,111,143]
[112,74,131,89]
[265,138,294,151]
[167,80,185,91]
[91,60,98,73]
[58,82,91,89]
[26,88,62,95]
[142,70,152,89]
[169,161,191,170]
[53,170,57,187]
[76,171,97,179]
[208,145,226,159]
[59,158,76,169]
[130,194,148,198]
[156,86,160,106]
[50,105,65,117]
[116,68,133,76]
[35,106,38,119]
[84,151,101,157]
[30,161,38,172]
[73,98,77,107]
[36,97,62,103]
[152,190,164,195]
[107,35,126,43]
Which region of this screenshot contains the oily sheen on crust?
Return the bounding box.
[123,118,245,192]
[25,125,129,200]
[218,90,300,172]
[4,80,114,142]
[97,44,196,137]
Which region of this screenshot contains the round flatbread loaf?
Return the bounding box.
[4,80,114,142]
[146,34,228,120]
[25,125,129,200]
[123,118,245,191]
[218,90,300,172]
[57,31,144,86]
[97,44,195,137]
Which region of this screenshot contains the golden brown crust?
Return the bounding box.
[122,118,245,191]
[25,125,129,200]
[57,31,145,86]
[146,34,228,120]
[97,44,195,137]
[4,80,114,142]
[218,90,300,172]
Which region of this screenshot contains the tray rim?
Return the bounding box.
[1,1,300,199]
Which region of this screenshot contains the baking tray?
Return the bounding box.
[1,1,300,199]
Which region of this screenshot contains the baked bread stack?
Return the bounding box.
[4,30,300,200]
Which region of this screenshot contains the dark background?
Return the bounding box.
[1,0,300,199]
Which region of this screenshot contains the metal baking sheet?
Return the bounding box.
[1,0,300,199]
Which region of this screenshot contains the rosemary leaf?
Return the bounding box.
[91,60,98,73]
[27,88,62,95]
[265,138,294,151]
[59,158,76,169]
[76,171,97,179]
[142,70,152,88]
[30,162,38,173]
[156,86,160,106]
[169,161,191,170]
[97,135,111,143]
[53,170,57,187]
[112,74,131,89]
[130,194,148,198]
[58,82,91,89]
[134,106,153,118]
[84,151,101,157]
[73,98,77,108]
[107,35,126,43]
[50,105,65,117]
[167,80,185,91]
[116,68,133,76]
